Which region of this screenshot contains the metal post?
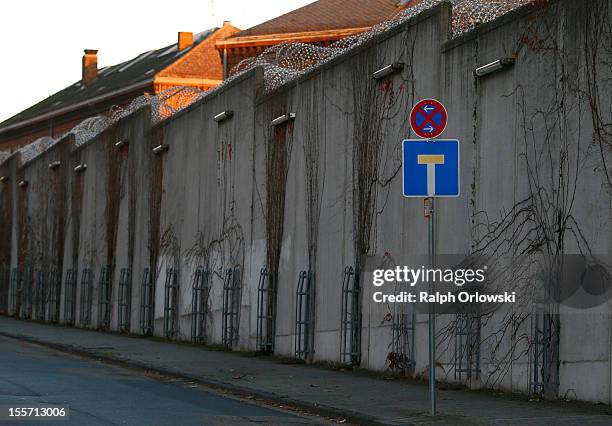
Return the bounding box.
[428,197,436,415]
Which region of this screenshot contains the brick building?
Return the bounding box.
[215,0,414,76]
[0,23,239,151]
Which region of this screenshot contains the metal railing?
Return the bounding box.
[256,267,276,353]
[191,267,210,343]
[0,263,8,314]
[140,268,155,335]
[454,314,481,381]
[295,270,314,360]
[222,266,241,349]
[19,266,33,319]
[9,267,20,316]
[34,269,47,321]
[391,309,416,374]
[63,269,77,325]
[47,267,60,323]
[98,267,111,329]
[79,268,93,326]
[118,268,131,332]
[531,307,560,396]
[163,268,179,339]
[340,266,361,365]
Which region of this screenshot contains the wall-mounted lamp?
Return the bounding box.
[18,180,28,188]
[115,139,129,149]
[74,164,87,173]
[372,62,404,80]
[0,176,8,183]
[271,113,296,127]
[474,58,515,78]
[214,110,234,123]
[48,161,61,169]
[152,144,169,155]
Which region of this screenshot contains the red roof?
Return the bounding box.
[235,0,402,37]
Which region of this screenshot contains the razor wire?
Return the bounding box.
[0,0,535,164]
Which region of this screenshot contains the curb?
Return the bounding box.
[0,330,393,426]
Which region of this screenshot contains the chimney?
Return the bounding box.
[82,49,98,85]
[178,32,194,51]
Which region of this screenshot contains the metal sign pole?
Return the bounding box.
[406,99,456,417]
[428,197,436,415]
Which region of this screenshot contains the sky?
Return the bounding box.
[0,0,313,122]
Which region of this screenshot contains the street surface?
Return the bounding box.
[0,336,315,425]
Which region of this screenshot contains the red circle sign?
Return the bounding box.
[410,99,448,139]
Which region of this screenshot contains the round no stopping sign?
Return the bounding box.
[410,99,447,139]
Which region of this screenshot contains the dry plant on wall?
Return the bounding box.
[148,127,164,280]
[435,2,602,395]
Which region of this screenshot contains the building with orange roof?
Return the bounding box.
[215,0,414,76]
[0,23,240,151]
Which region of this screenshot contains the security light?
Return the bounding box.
[74,164,87,173]
[0,176,8,183]
[271,113,296,127]
[115,139,129,148]
[474,58,515,78]
[152,144,169,155]
[214,110,234,123]
[18,180,28,187]
[48,161,61,169]
[372,62,404,80]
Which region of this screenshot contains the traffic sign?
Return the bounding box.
[402,139,460,197]
[410,99,447,139]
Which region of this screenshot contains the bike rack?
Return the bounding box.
[256,267,276,353]
[340,266,361,366]
[163,268,179,339]
[191,267,210,343]
[63,269,77,325]
[140,268,155,335]
[79,268,93,326]
[295,270,314,360]
[118,268,132,332]
[222,266,241,349]
[98,267,111,329]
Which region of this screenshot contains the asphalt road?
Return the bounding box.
[0,336,317,425]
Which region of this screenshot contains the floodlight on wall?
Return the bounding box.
[0,176,8,183]
[474,58,515,78]
[271,113,296,127]
[372,62,404,80]
[115,139,129,149]
[152,144,169,155]
[214,110,234,123]
[18,180,28,188]
[74,164,87,173]
[48,161,61,169]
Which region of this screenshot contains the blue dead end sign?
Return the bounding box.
[403,139,460,197]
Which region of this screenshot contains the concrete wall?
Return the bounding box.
[2,0,612,404]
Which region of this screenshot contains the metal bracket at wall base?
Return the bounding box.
[256,267,276,353]
[191,267,210,343]
[140,268,155,336]
[295,270,314,361]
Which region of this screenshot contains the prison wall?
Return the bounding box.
[2,0,612,405]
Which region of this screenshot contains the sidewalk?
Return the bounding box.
[0,317,610,425]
